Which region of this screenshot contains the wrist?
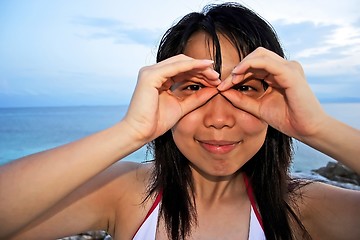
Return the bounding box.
[298,113,333,144]
[114,119,152,149]
[299,115,360,173]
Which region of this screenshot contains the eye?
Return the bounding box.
[232,79,266,99]
[171,81,205,98]
[184,84,203,91]
[234,84,256,92]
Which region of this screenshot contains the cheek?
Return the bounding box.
[171,111,201,137]
[237,111,268,135]
[238,113,268,156]
[171,123,194,160]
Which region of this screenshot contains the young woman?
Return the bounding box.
[1,2,359,240]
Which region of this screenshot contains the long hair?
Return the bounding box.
[146,3,309,240]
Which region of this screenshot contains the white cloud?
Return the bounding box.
[233,0,359,77]
[294,24,360,76]
[245,0,359,25]
[1,0,359,106]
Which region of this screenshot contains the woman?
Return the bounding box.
[1,2,359,240]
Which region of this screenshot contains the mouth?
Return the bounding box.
[196,139,242,154]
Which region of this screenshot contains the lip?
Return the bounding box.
[197,139,241,154]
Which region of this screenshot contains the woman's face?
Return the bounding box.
[171,31,268,180]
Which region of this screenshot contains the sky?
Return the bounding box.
[0,0,359,107]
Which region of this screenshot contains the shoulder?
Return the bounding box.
[76,161,153,216]
[98,161,156,237]
[294,181,360,213]
[95,161,153,201]
[292,181,360,240]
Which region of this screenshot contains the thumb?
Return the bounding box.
[179,88,219,116]
[220,89,261,118]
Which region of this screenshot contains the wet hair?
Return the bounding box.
[146,2,310,240]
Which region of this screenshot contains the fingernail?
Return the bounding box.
[232,64,242,73]
[202,59,214,64]
[217,82,225,91]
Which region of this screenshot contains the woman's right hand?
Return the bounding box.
[123,54,220,143]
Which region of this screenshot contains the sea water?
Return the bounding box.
[0,105,150,165]
[1,103,359,176]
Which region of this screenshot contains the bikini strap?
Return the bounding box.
[133,189,163,237]
[243,174,264,229]
[144,189,163,220]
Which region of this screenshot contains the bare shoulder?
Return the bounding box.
[295,181,360,212]
[8,161,154,239]
[93,160,153,203]
[96,161,155,237]
[293,181,360,240]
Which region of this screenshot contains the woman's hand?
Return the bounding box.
[218,47,327,141]
[123,54,220,143]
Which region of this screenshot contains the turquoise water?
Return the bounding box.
[0,105,150,165]
[1,103,359,175]
[291,103,360,173]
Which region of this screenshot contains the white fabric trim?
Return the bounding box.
[132,203,159,240]
[133,203,266,239]
[249,205,266,240]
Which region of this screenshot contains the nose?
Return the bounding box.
[203,93,236,129]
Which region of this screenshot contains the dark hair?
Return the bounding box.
[147,2,309,240]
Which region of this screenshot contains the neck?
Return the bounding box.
[190,165,247,206]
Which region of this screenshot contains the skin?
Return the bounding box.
[0,30,359,240]
[172,32,268,179]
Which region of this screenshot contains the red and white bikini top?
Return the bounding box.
[133,175,265,239]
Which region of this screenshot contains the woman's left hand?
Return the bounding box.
[218,47,327,141]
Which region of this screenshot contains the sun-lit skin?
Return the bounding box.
[171,31,268,181]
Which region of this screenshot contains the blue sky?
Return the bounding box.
[0,0,359,107]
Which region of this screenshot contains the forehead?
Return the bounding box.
[183,31,240,80]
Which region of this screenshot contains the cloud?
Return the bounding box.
[273,21,335,56]
[251,0,359,26]
[72,16,162,46]
[1,0,360,107]
[273,19,360,78]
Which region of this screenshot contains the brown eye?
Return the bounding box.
[185,84,203,91]
[234,84,256,92]
[232,79,266,99]
[171,81,205,99]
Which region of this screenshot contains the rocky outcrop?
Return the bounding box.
[313,161,360,186]
[58,231,112,240]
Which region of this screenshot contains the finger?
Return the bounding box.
[157,55,215,79]
[155,54,195,66]
[200,67,221,82]
[233,47,286,74]
[157,55,220,82]
[220,89,262,118]
[158,77,175,92]
[172,67,220,86]
[218,69,271,91]
[150,59,217,89]
[218,48,288,91]
[178,87,219,116]
[161,69,220,93]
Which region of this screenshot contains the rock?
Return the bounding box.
[58,231,112,240]
[313,162,360,186]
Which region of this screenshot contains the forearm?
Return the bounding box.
[0,120,145,236]
[300,115,360,174]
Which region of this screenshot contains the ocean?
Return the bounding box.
[0,105,151,166]
[1,103,359,177]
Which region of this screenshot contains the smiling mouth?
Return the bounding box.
[197,140,242,154]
